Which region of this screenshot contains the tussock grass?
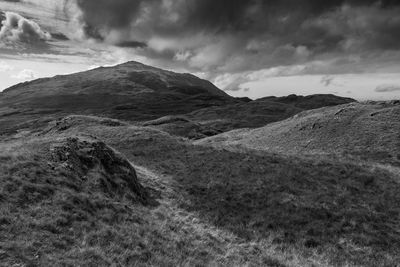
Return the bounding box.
[1,115,399,266]
[0,136,295,266]
[53,117,400,266]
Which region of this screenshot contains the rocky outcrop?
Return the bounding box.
[51,137,149,204]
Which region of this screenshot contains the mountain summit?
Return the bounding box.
[0,61,234,119]
[0,61,240,133]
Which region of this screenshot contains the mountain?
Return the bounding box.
[0,61,237,134]
[1,61,398,266]
[0,61,355,137]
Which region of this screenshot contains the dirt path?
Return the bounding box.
[131,163,330,267]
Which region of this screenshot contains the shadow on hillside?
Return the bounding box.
[169,148,400,265]
[46,120,400,266]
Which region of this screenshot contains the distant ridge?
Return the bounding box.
[0,61,355,136]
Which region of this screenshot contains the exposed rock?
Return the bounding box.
[51,137,149,204]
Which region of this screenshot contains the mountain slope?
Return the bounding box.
[1,60,399,267]
[1,61,229,101]
[0,61,237,134]
[0,61,354,138]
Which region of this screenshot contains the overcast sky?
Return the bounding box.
[1,0,400,100]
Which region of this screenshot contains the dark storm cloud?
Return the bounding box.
[76,0,157,39]
[73,0,400,74]
[115,40,147,48]
[75,0,400,34]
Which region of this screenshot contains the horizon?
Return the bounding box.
[0,60,398,102]
[1,2,400,266]
[1,0,400,101]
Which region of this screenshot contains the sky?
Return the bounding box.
[1,0,400,100]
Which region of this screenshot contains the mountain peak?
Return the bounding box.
[0,61,235,126]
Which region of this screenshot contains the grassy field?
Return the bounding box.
[0,134,314,267]
[0,59,397,266]
[1,115,394,266]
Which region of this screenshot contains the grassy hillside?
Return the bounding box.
[0,59,396,266]
[1,134,297,267]
[0,61,238,136]
[184,94,355,134]
[0,61,354,138]
[198,102,400,166]
[260,94,355,110]
[138,94,355,139]
[3,115,395,266]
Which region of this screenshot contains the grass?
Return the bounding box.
[0,136,298,267]
[197,102,400,167]
[1,115,399,266]
[51,116,400,266]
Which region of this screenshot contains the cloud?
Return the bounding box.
[213,73,249,92]
[0,12,51,47]
[70,0,400,77]
[115,40,147,48]
[174,50,192,62]
[321,76,335,87]
[375,84,400,93]
[12,69,37,80]
[0,61,13,72]
[213,64,314,91]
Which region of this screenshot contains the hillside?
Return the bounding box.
[260,94,355,110]
[141,94,355,138]
[197,101,400,165]
[1,115,398,266]
[0,61,237,135]
[0,62,354,137]
[0,61,399,266]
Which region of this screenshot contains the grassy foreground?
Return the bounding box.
[0,115,399,266]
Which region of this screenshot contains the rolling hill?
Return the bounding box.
[2,115,399,266]
[141,94,355,139]
[197,101,400,165]
[0,62,399,266]
[0,62,354,137]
